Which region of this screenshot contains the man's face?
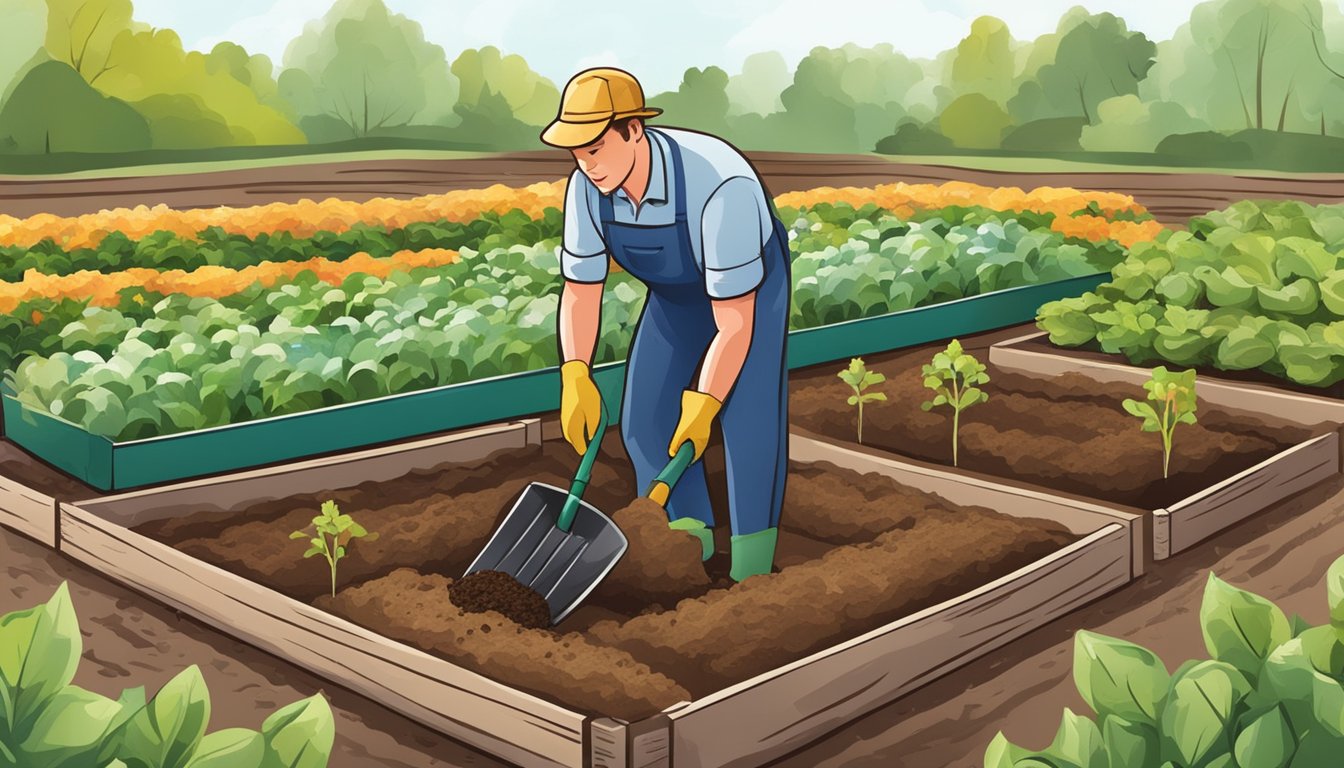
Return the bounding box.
[571,122,642,195]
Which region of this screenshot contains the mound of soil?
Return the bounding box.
[317,568,690,720]
[790,348,1312,508]
[590,498,712,612]
[783,461,923,544]
[589,507,1074,695]
[448,570,551,629]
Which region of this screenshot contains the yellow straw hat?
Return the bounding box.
[541,68,663,148]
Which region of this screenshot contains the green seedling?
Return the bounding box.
[291,500,378,597]
[1123,366,1197,479]
[920,339,989,467]
[838,357,887,444]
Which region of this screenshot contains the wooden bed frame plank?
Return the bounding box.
[0,472,56,547]
[989,331,1344,428]
[60,422,1143,768]
[71,419,541,528]
[663,524,1131,768]
[60,504,588,768]
[987,333,1344,560]
[1154,432,1339,559]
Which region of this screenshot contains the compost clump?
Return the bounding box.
[449,570,552,629]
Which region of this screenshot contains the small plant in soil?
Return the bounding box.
[1122,366,1197,479]
[290,500,378,597]
[920,339,990,467]
[838,357,887,444]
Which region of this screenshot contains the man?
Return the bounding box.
[540,67,790,582]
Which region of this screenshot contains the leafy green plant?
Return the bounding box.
[920,339,990,467]
[1123,367,1198,479]
[291,501,379,598]
[0,582,335,767]
[986,553,1344,768]
[837,357,887,444]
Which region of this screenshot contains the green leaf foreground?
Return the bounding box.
[0,584,336,766]
[987,552,1344,768]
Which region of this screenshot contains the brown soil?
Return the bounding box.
[138,440,640,600]
[589,506,1073,695]
[8,152,1344,223]
[790,345,1316,508]
[137,429,1079,717]
[448,570,551,629]
[0,441,99,501]
[316,569,689,719]
[588,498,711,612]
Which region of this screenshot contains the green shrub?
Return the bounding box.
[986,553,1344,767]
[0,583,336,767]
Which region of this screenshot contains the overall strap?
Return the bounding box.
[597,176,615,226]
[651,129,690,223]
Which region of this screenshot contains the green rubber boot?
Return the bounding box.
[668,517,714,561]
[730,527,778,582]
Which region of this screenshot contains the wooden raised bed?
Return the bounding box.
[989,331,1343,559]
[57,418,1137,768]
[0,440,100,547]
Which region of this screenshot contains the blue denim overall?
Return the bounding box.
[598,130,790,536]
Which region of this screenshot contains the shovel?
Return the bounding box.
[465,406,698,625]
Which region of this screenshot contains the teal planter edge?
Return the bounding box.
[5,273,1105,491]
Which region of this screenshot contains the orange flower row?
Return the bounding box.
[775,180,1150,220]
[0,182,567,251]
[1,249,460,315]
[1049,215,1167,249]
[2,178,1158,253]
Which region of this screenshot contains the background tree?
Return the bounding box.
[939,93,1012,149]
[451,47,558,149]
[948,16,1016,106]
[1008,13,1156,124]
[726,51,789,117]
[279,0,458,141]
[1079,94,1210,151]
[93,28,304,148]
[0,60,150,153]
[43,0,137,85]
[650,67,732,137]
[1,0,48,103]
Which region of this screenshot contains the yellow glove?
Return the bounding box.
[560,360,603,455]
[668,389,722,461]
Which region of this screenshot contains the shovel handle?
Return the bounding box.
[647,442,697,507]
[557,405,608,532]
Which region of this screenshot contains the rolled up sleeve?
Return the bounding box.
[561,171,609,284]
[701,176,768,299]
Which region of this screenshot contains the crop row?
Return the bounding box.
[1038,200,1344,386]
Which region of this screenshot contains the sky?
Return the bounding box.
[129,0,1344,93]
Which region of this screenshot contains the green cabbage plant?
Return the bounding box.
[987,553,1344,768]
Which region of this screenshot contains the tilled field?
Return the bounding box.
[5,152,1343,223]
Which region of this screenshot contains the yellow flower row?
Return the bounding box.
[2,179,1154,252]
[4,249,460,315]
[0,182,567,251]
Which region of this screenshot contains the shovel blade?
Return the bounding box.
[466,482,627,625]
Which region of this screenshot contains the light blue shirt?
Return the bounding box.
[561,127,775,299]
